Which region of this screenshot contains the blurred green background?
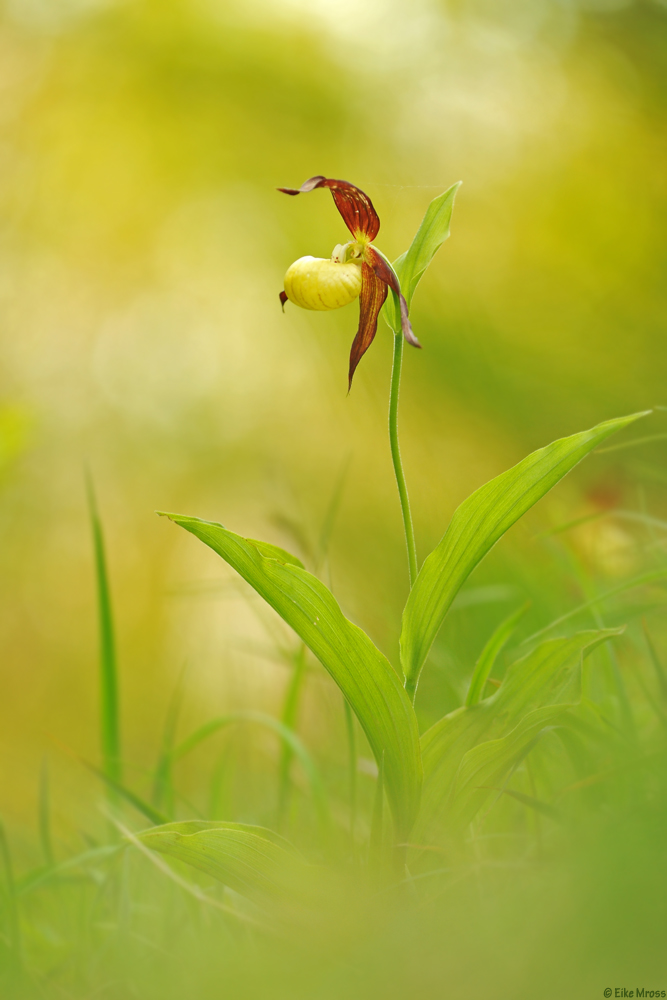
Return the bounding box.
[1,0,667,852]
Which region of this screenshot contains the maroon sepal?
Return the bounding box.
[279,290,288,311]
[278,176,380,241]
[348,262,388,390]
[366,246,421,348]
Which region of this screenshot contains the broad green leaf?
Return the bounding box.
[382,182,461,332]
[418,630,620,835]
[465,601,529,707]
[139,819,293,850]
[491,628,623,724]
[159,514,422,839]
[138,821,303,900]
[415,706,491,839]
[447,704,570,829]
[401,412,648,691]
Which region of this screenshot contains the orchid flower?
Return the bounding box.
[278,176,421,389]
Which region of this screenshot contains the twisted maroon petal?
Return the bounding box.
[365,246,421,348]
[348,262,388,389]
[278,176,380,241]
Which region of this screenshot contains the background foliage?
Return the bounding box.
[1,0,667,995]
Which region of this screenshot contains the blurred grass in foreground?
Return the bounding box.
[2,0,667,994]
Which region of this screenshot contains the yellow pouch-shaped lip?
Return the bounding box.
[284,256,362,311]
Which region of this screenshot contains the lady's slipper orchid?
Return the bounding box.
[278,176,421,388]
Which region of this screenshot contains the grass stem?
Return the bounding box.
[153,667,187,816]
[277,644,307,829]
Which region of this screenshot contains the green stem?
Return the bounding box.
[389,332,418,588]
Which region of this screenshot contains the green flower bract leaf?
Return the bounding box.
[382,181,461,332]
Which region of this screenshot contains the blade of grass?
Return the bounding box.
[17,845,122,896]
[522,568,667,645]
[272,462,353,828]
[508,786,561,821]
[595,432,667,454]
[85,471,121,787]
[50,730,167,826]
[448,705,570,829]
[173,710,329,832]
[316,454,351,572]
[628,659,667,728]
[153,666,187,816]
[81,758,168,826]
[557,542,635,736]
[642,618,667,702]
[277,645,307,830]
[478,786,561,821]
[465,602,530,707]
[535,510,607,539]
[209,748,230,819]
[615,509,667,533]
[419,630,621,836]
